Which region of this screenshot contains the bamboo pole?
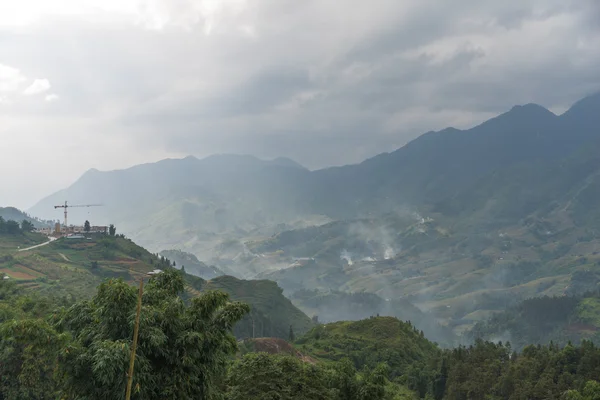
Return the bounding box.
[125,278,144,400]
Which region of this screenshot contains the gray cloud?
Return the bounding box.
[1,0,600,207]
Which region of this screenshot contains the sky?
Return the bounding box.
[1,0,600,209]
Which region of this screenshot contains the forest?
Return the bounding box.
[0,217,34,235]
[1,268,600,399]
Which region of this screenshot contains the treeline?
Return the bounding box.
[0,269,405,399]
[0,217,35,235]
[5,270,600,399]
[468,294,600,350]
[435,340,600,400]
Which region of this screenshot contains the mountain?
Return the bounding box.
[26,93,600,336]
[30,93,600,241]
[28,154,323,267]
[0,207,52,228]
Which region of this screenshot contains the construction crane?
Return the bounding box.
[54,201,103,227]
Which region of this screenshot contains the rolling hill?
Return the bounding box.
[0,207,52,228]
[0,232,313,340]
[297,317,440,379]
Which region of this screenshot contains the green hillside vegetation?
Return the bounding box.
[294,317,600,399]
[1,232,158,297]
[0,231,313,341]
[186,274,314,339]
[469,292,600,350]
[297,318,440,384]
[5,272,600,399]
[290,289,456,346]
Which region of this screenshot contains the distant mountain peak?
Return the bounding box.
[507,103,555,117]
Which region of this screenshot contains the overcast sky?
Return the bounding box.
[1,0,600,209]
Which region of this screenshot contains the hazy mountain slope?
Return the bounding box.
[29,155,320,255]
[185,274,315,340]
[306,94,600,219]
[30,93,600,243]
[25,93,600,308]
[159,249,224,279]
[0,207,52,228]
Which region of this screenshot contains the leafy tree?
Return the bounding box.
[289,324,295,342]
[226,353,332,400]
[20,220,35,232]
[109,224,116,236]
[5,220,20,235]
[84,220,91,233]
[56,269,249,399]
[0,319,69,399]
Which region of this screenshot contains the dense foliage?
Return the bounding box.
[227,353,414,400]
[0,269,249,399]
[470,294,600,350]
[0,217,33,235]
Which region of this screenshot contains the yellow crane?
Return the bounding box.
[54,201,102,227]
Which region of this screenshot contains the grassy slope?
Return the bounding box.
[0,233,157,297]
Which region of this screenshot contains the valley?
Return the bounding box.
[17,92,600,342]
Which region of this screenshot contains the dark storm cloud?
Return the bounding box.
[3,0,600,173]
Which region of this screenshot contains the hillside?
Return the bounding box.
[469,292,600,350]
[0,232,312,341]
[289,289,455,346]
[186,274,314,340]
[297,317,440,380]
[159,249,224,279]
[0,207,52,228]
[0,233,159,297]
[28,155,324,262]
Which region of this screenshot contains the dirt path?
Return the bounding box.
[18,237,56,252]
[58,253,70,262]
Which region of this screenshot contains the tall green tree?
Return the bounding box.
[227,353,332,400]
[56,269,249,399]
[108,224,116,236]
[5,220,20,235]
[20,220,35,232]
[84,220,91,233]
[0,319,69,400]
